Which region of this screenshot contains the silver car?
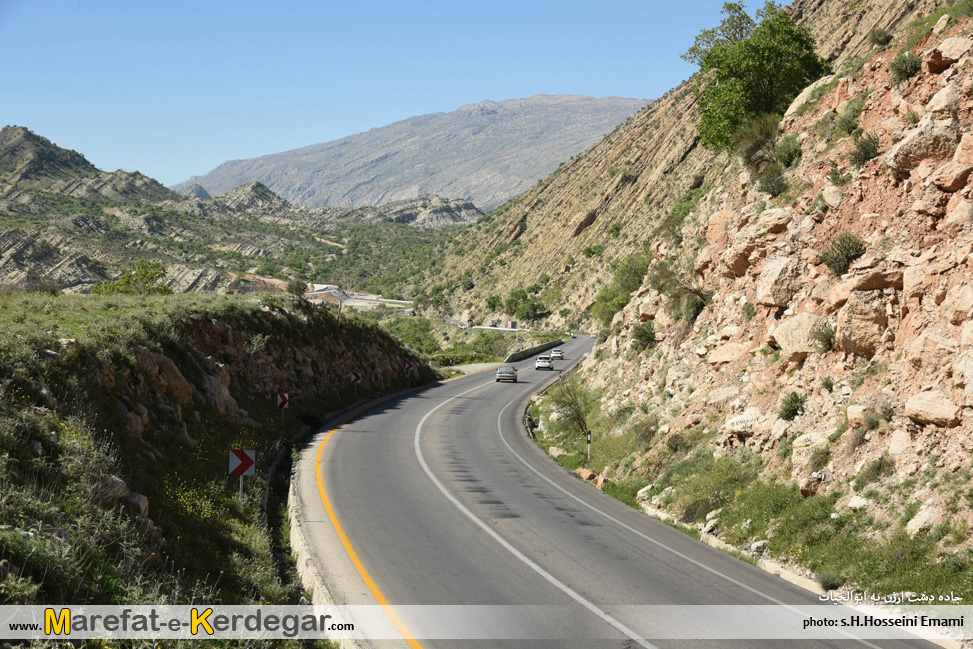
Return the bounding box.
[496,365,518,382]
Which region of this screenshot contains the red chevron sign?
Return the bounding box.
[350,371,362,384]
[277,393,289,408]
[229,449,255,476]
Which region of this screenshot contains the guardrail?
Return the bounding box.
[503,339,564,363]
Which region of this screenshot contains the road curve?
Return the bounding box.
[290,337,937,649]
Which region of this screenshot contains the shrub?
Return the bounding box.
[775,134,803,168]
[91,259,172,296]
[849,132,880,167]
[809,321,836,354]
[808,446,831,472]
[863,411,881,431]
[854,453,894,490]
[733,113,781,171]
[632,321,656,349]
[647,257,712,323]
[779,392,807,420]
[868,27,893,47]
[818,232,865,276]
[821,376,835,392]
[742,302,757,322]
[827,163,850,186]
[878,401,895,423]
[758,163,789,197]
[891,51,922,83]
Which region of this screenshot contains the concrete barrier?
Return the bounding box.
[504,339,564,363]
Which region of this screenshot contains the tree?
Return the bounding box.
[549,377,594,439]
[91,258,172,295]
[485,295,502,312]
[686,2,830,150]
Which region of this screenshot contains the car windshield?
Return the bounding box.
[499,366,515,372]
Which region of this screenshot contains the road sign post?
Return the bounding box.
[229,449,256,501]
[586,430,591,463]
[278,392,289,424]
[350,371,362,398]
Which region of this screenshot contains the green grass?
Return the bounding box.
[0,290,433,607]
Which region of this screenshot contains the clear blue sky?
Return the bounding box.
[1,0,748,186]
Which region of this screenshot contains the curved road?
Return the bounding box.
[291,337,937,648]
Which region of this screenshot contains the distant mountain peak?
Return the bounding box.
[172,94,650,211]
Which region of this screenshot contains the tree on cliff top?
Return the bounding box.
[91,258,172,296]
[684,1,830,150]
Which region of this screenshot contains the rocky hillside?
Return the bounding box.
[0,291,436,606]
[173,95,650,211]
[531,5,973,595]
[421,0,949,332]
[0,128,469,295]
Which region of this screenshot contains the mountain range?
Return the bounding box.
[172,94,649,211]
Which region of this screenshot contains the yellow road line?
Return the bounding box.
[315,410,425,649]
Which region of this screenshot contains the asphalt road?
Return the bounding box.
[292,337,940,649]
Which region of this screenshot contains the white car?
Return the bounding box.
[535,356,553,370]
[550,349,564,360]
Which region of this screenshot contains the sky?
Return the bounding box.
[1,0,750,187]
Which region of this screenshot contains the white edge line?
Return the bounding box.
[413,380,659,649]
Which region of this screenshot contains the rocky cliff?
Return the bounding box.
[532,6,973,592]
[424,0,948,332]
[173,95,650,211]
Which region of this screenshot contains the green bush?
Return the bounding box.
[863,411,881,431]
[592,252,652,326]
[868,27,893,47]
[91,259,172,296]
[821,376,835,392]
[775,134,803,168]
[849,132,880,167]
[854,453,894,490]
[742,302,757,322]
[827,163,850,186]
[732,113,781,171]
[818,232,865,275]
[758,163,789,197]
[632,321,656,349]
[686,2,830,150]
[779,392,807,420]
[891,51,922,83]
[809,321,836,354]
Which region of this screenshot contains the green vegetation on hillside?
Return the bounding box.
[685,1,830,150]
[0,290,430,612]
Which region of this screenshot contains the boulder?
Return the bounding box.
[757,207,794,234]
[906,503,944,535]
[126,493,149,517]
[548,446,568,459]
[905,390,961,427]
[835,291,887,358]
[707,342,751,364]
[941,285,973,324]
[848,495,873,512]
[799,473,824,497]
[905,330,958,369]
[903,266,928,298]
[100,475,131,502]
[884,115,960,173]
[926,82,961,119]
[822,185,843,209]
[576,468,596,481]
[725,407,762,436]
[928,160,973,191]
[768,312,826,362]
[721,242,756,277]
[941,201,973,235]
[925,38,973,73]
[847,405,869,428]
[954,133,973,164]
[756,257,802,307]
